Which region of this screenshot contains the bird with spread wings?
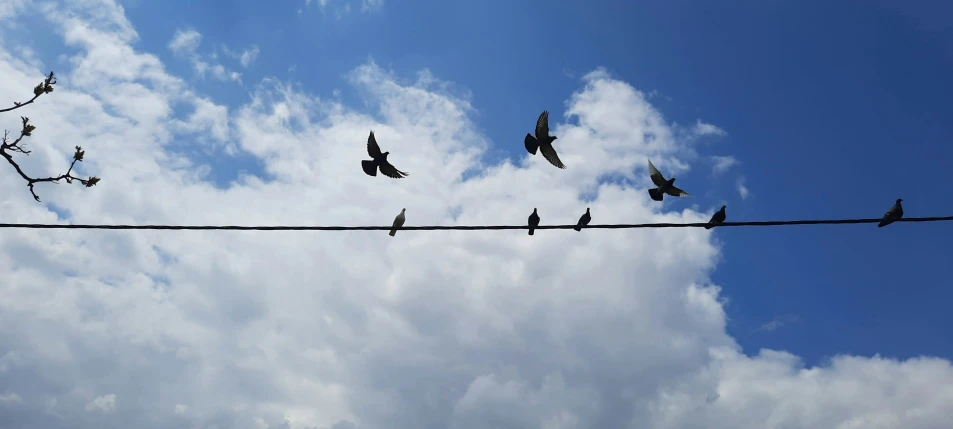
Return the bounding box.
[362,131,410,179]
[524,110,566,169]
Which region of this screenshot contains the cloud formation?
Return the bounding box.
[168,28,242,84]
[0,1,951,429]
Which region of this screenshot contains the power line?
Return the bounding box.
[0,216,950,231]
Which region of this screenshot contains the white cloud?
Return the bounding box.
[361,0,384,12]
[84,394,116,413]
[710,155,739,176]
[223,45,260,68]
[758,315,799,332]
[736,176,750,199]
[305,0,381,15]
[168,28,201,56]
[167,28,242,84]
[0,391,23,404]
[693,119,726,137]
[0,1,950,429]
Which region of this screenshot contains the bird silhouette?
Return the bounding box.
[389,208,406,236]
[706,205,727,229]
[878,198,903,228]
[524,110,566,169]
[528,208,540,236]
[647,159,689,201]
[573,208,591,231]
[362,131,409,179]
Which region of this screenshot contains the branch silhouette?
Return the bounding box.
[0,71,101,202]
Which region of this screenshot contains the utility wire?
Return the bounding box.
[0,216,950,231]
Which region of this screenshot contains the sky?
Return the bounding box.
[0,0,952,428]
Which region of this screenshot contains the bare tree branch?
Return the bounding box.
[1,71,101,202]
[0,71,56,114]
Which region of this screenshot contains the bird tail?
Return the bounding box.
[361,160,377,177]
[705,223,713,230]
[524,134,539,155]
[528,228,535,236]
[573,225,581,232]
[389,229,397,236]
[877,220,889,228]
[648,188,664,201]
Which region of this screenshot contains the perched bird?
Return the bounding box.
[362,131,409,179]
[524,110,566,169]
[573,207,591,232]
[878,198,903,228]
[528,208,540,236]
[389,208,406,237]
[647,159,690,201]
[706,205,727,230]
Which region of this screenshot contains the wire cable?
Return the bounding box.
[0,216,950,231]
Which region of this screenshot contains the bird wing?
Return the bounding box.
[367,131,383,158]
[379,162,409,179]
[648,160,667,187]
[529,213,540,226]
[710,211,725,223]
[885,203,903,218]
[579,212,591,225]
[665,186,689,197]
[393,213,405,228]
[535,110,550,140]
[539,143,567,169]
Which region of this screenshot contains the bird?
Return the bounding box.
[528,208,540,236]
[524,110,566,169]
[389,208,406,236]
[573,208,591,232]
[362,131,409,179]
[647,159,690,201]
[706,205,727,229]
[878,198,903,228]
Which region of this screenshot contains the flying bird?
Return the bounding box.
[878,198,903,228]
[362,131,409,179]
[573,207,591,232]
[647,159,690,201]
[389,208,406,237]
[706,205,727,230]
[524,110,566,169]
[528,208,540,236]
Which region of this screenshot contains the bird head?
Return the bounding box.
[721,205,727,211]
[533,208,537,213]
[401,208,405,213]
[383,151,390,158]
[669,178,676,184]
[586,207,590,212]
[897,198,903,203]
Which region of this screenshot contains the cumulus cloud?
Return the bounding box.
[84,394,116,413]
[693,119,727,137]
[167,28,242,84]
[223,44,260,68]
[305,0,379,16]
[710,155,739,176]
[0,1,951,429]
[736,176,750,199]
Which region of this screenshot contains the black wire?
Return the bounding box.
[0,216,949,231]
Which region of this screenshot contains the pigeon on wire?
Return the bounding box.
[877,198,903,228]
[524,110,566,169]
[706,205,727,229]
[362,131,409,179]
[528,208,540,236]
[647,159,690,201]
[389,208,406,237]
[573,208,591,232]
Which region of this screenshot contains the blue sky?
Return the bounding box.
[107,0,953,363]
[2,0,953,427]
